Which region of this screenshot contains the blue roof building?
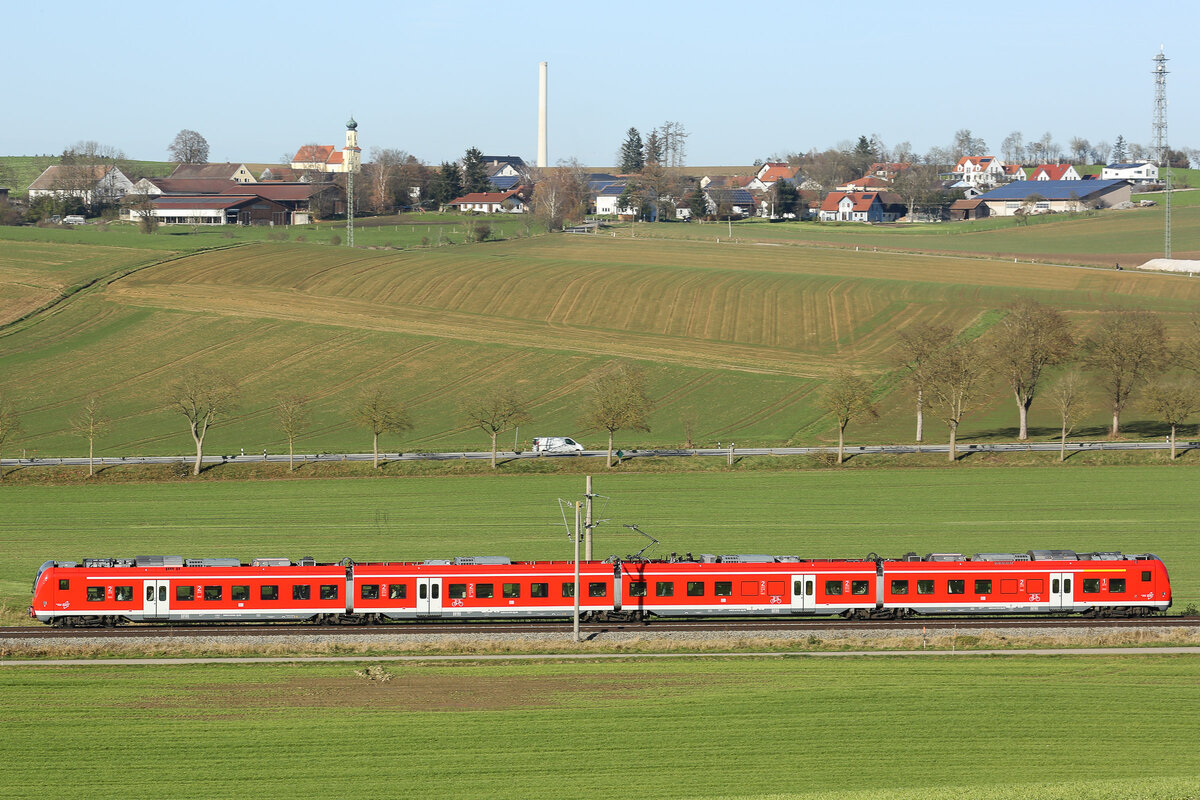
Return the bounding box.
[975,180,1132,216]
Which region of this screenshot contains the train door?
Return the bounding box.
[142,579,170,619]
[416,578,442,616]
[791,574,816,613]
[1049,572,1073,611]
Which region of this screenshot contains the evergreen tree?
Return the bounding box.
[619,127,645,173]
[687,186,708,220]
[772,180,799,217]
[644,130,663,166]
[1112,135,1127,163]
[430,161,463,206]
[462,147,490,193]
[851,135,875,175]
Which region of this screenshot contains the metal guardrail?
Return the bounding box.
[0,440,1191,468]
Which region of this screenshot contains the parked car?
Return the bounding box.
[532,437,584,453]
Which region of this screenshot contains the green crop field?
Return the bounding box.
[5,219,1200,458]
[5,467,1200,618]
[1,656,1197,799]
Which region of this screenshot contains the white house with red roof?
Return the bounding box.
[818,191,905,223]
[867,162,911,179]
[745,162,797,192]
[835,175,892,192]
[446,190,526,213]
[1030,163,1081,181]
[952,156,1008,187]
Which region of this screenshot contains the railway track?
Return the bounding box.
[3,616,1197,640]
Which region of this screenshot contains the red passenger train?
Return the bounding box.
[30,549,1171,627]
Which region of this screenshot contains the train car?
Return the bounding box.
[618,555,879,619]
[880,550,1171,617]
[352,558,618,621]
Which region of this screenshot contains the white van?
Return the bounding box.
[62,215,86,225]
[532,437,584,453]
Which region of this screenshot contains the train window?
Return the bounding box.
[531,583,549,598]
[448,584,467,599]
[917,580,934,595]
[891,580,909,595]
[146,585,154,601]
[232,586,249,602]
[388,584,407,600]
[1029,579,1044,593]
[431,584,440,600]
[974,580,992,594]
[59,579,70,591]
[160,586,167,602]
[1051,579,1060,593]
[418,584,426,600]
[87,586,105,602]
[805,580,813,596]
[714,582,733,597]
[588,582,608,597]
[359,584,378,600]
[741,581,759,596]
[503,583,521,598]
[656,582,674,597]
[1142,571,1152,582]
[476,583,494,599]
[1110,579,1126,593]
[320,585,338,600]
[561,583,575,598]
[1001,579,1017,594]
[204,586,222,601]
[261,585,279,601]
[851,581,870,596]
[176,585,195,601]
[687,582,705,597]
[947,580,965,595]
[115,586,133,602]
[293,585,311,601]
[629,581,647,597]
[824,581,843,596]
[1063,578,1072,593]
[1082,579,1101,594]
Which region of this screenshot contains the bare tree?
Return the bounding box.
[1001,131,1026,164]
[170,371,239,476]
[530,159,587,229]
[167,130,210,164]
[895,323,954,443]
[366,147,411,214]
[1143,378,1200,460]
[988,299,1075,440]
[924,339,990,462]
[582,362,653,467]
[1083,309,1169,436]
[353,388,413,468]
[128,190,158,234]
[460,389,530,468]
[274,394,310,472]
[70,395,110,477]
[1047,370,1087,462]
[1068,137,1092,165]
[821,370,878,464]
[0,392,21,481]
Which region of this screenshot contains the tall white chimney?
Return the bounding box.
[537,61,548,168]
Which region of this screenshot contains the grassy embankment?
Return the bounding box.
[1,658,1197,799]
[6,212,1200,459]
[5,467,1200,621]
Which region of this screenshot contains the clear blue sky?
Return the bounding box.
[7,0,1197,167]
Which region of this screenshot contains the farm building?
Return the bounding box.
[168,163,258,183]
[122,194,291,226]
[975,179,1131,216]
[704,188,757,218]
[27,165,134,205]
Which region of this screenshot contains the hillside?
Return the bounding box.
[4,208,1200,459]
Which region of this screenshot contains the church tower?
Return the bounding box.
[343,117,361,173]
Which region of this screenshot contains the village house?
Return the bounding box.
[1101,161,1160,184]
[818,191,906,223]
[951,156,1008,188]
[1030,163,1081,181]
[27,165,135,205]
[168,162,258,184]
[446,190,526,213]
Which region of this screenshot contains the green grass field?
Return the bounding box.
[7,221,1200,458]
[5,466,1200,617]
[1,657,1197,799]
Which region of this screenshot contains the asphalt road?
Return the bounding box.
[1,439,1192,468]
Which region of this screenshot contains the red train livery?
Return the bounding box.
[30,549,1171,627]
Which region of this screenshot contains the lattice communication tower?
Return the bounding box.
[1153,47,1170,258]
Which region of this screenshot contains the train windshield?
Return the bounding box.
[33,560,55,593]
